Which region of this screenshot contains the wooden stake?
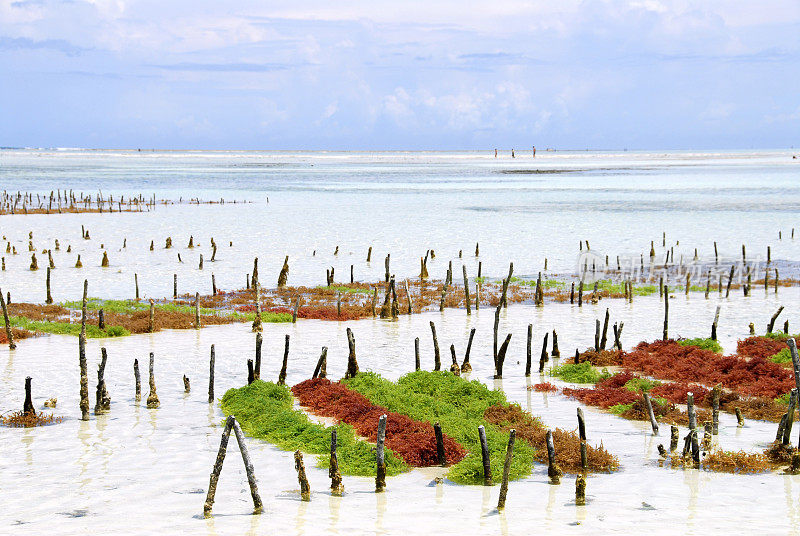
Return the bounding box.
[0,287,15,349]
[494,334,512,379]
[278,334,289,385]
[434,422,447,466]
[479,425,492,486]
[134,358,141,401]
[497,429,515,509]
[94,347,110,414]
[254,333,262,380]
[345,327,359,378]
[461,328,475,373]
[643,392,659,435]
[525,324,533,377]
[414,338,420,371]
[577,408,588,470]
[463,265,471,315]
[538,333,549,374]
[146,352,160,408]
[430,321,441,371]
[330,429,344,495]
[313,347,328,379]
[79,280,90,420]
[663,285,669,340]
[546,430,562,484]
[208,345,215,403]
[294,450,311,501]
[376,414,387,492]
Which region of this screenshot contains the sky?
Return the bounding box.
[0,0,798,150]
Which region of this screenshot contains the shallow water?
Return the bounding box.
[1,149,799,302]
[2,293,800,534]
[2,150,800,534]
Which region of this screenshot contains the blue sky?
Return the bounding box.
[0,1,798,149]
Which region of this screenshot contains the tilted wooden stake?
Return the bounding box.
[94,347,110,414]
[461,328,475,373]
[277,334,290,385]
[312,347,328,379]
[345,328,359,378]
[430,321,441,371]
[0,287,15,349]
[497,429,516,509]
[203,415,263,517]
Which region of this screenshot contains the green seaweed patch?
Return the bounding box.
[316,285,373,294]
[230,311,293,323]
[550,362,611,384]
[62,298,220,316]
[677,338,722,353]
[609,402,635,415]
[594,280,658,296]
[342,371,537,485]
[770,348,793,365]
[763,332,800,341]
[623,377,661,393]
[220,380,406,477]
[1,316,129,338]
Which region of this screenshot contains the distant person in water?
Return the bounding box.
[533,146,536,158]
[511,149,515,158]
[494,149,497,158]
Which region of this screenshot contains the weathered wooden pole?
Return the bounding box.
[711,385,721,435]
[449,344,460,376]
[376,414,387,492]
[79,279,90,420]
[146,352,160,408]
[203,416,234,517]
[546,430,562,484]
[577,408,588,470]
[384,254,390,283]
[434,422,447,466]
[600,308,609,349]
[148,298,155,333]
[663,285,669,340]
[768,306,784,334]
[94,347,110,414]
[414,338,420,371]
[194,292,201,329]
[525,324,533,377]
[494,334,512,379]
[208,344,215,403]
[462,265,471,315]
[461,328,475,373]
[0,287,15,349]
[538,332,549,374]
[278,334,290,385]
[643,392,659,435]
[711,305,720,340]
[45,266,53,304]
[135,273,139,300]
[345,327,359,378]
[330,429,344,495]
[575,474,587,506]
[493,305,500,365]
[313,347,328,379]
[229,419,263,512]
[430,321,441,371]
[254,332,262,380]
[478,425,492,485]
[23,376,35,415]
[278,256,289,288]
[670,425,679,451]
[173,273,177,299]
[134,359,141,401]
[497,429,516,509]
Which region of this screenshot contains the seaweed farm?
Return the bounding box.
[3,149,800,534]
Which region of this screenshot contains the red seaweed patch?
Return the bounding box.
[292,378,467,467]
